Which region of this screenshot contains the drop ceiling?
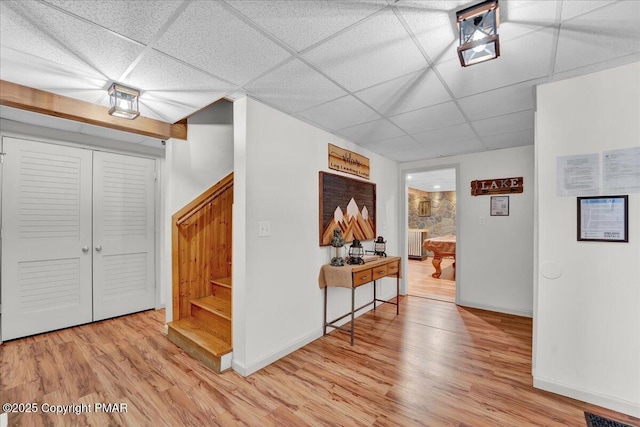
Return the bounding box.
[408,168,457,192]
[1,0,639,161]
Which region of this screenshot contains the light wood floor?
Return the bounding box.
[408,258,456,303]
[2,301,638,426]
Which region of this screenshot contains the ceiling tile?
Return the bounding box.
[560,1,616,20]
[124,50,235,107]
[412,123,476,146]
[337,118,405,143]
[384,147,440,162]
[482,129,534,150]
[355,68,451,116]
[42,0,183,44]
[554,1,640,73]
[360,135,421,154]
[472,110,534,137]
[434,138,486,157]
[551,52,640,83]
[499,1,559,42]
[244,59,347,113]
[458,78,544,121]
[297,95,381,130]
[155,1,292,85]
[137,97,202,123]
[303,8,428,92]
[225,0,387,52]
[395,1,466,64]
[390,101,466,135]
[0,49,106,104]
[436,27,555,98]
[1,1,143,80]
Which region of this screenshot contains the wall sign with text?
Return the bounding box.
[471,177,523,196]
[328,143,370,179]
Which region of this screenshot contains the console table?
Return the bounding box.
[318,256,402,345]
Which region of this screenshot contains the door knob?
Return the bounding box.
[82,246,89,253]
[95,245,102,252]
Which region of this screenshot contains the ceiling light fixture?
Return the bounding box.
[456,0,500,67]
[108,83,140,120]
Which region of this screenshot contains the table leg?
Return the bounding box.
[350,286,355,346]
[373,279,376,311]
[396,275,400,315]
[323,286,327,336]
[432,254,443,278]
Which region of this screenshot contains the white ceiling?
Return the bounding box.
[408,168,457,192]
[1,0,639,161]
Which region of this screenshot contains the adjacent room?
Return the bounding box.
[406,169,457,303]
[1,0,639,426]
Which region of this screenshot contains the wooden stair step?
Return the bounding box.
[167,317,232,373]
[210,277,232,288]
[191,296,231,321]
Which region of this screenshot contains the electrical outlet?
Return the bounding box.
[479,217,485,225]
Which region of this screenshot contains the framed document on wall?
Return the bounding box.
[577,195,628,242]
[490,196,509,216]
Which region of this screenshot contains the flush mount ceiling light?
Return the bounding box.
[456,0,500,67]
[108,83,140,119]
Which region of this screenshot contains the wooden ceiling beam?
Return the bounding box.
[0,80,187,140]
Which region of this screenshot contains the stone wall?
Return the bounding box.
[408,188,456,237]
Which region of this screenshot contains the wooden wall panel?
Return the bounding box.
[172,173,233,320]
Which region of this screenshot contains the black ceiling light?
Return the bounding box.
[456,0,500,67]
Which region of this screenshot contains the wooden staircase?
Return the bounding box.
[166,173,233,373]
[167,277,232,373]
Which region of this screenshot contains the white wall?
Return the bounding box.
[534,62,640,417]
[400,145,535,317]
[233,97,400,376]
[161,101,234,322]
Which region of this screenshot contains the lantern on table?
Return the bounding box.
[373,236,387,257]
[330,229,345,267]
[347,239,365,265]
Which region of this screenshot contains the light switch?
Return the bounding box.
[258,220,271,237]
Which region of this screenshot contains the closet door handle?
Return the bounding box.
[95,245,102,252]
[82,246,90,253]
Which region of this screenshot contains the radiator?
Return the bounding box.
[408,229,428,260]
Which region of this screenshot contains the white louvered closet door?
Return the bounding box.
[1,137,93,340]
[92,152,155,321]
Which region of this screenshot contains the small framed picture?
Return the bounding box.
[577,195,628,242]
[490,196,509,216]
[418,200,431,217]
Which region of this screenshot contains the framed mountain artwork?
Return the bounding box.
[319,171,376,246]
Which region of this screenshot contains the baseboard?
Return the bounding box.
[458,299,533,318]
[234,328,323,377]
[534,377,640,418]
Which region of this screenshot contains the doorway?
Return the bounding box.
[406,168,457,303]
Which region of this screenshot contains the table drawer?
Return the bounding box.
[353,269,372,286]
[372,264,388,280]
[387,261,400,276]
